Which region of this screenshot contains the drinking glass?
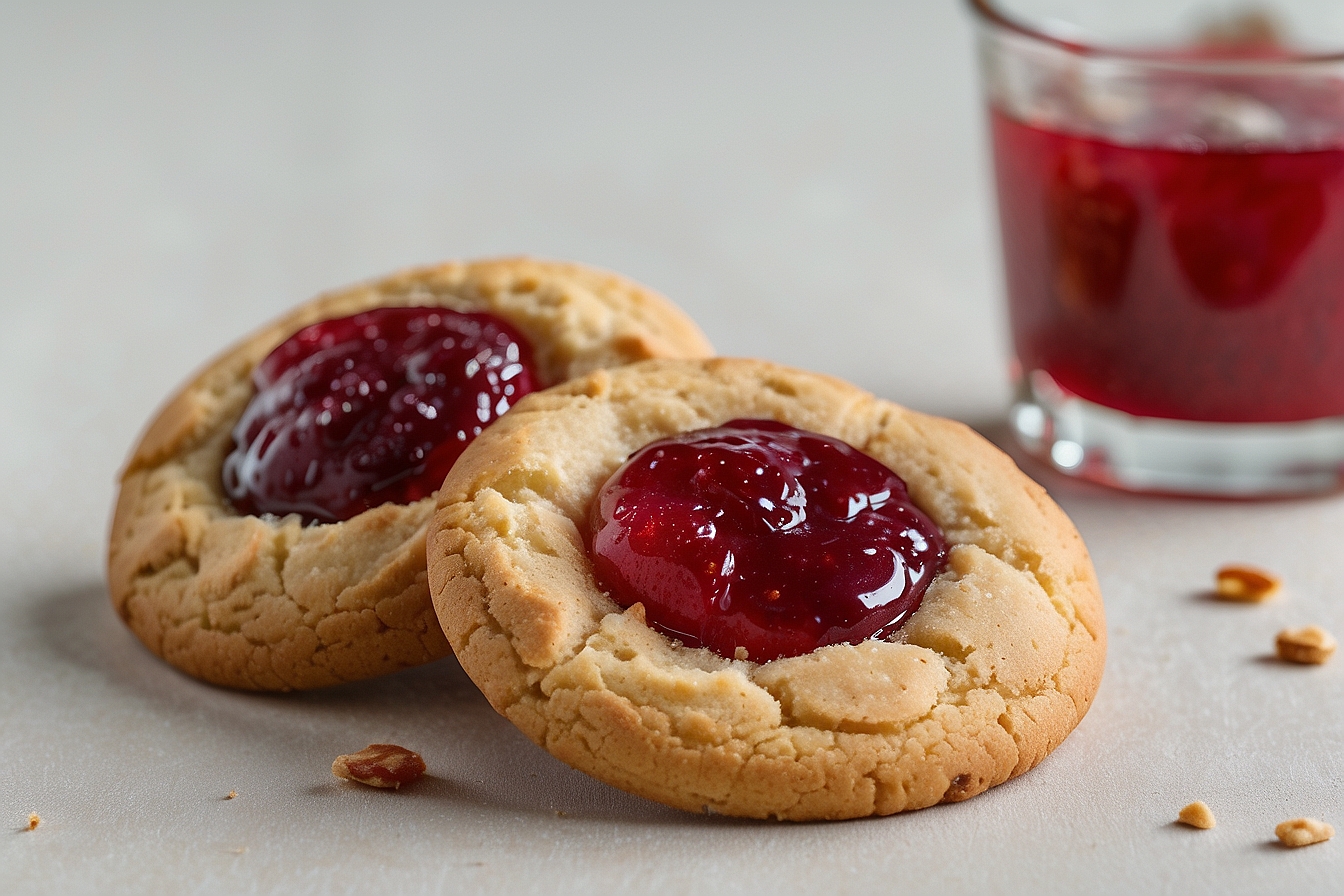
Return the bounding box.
[971,0,1344,495]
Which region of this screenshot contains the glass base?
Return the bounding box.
[1011,370,1344,497]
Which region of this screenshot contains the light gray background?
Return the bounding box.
[1,3,1340,894]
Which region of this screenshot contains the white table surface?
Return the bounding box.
[2,3,1340,894]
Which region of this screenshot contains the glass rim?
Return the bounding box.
[967,0,1344,68]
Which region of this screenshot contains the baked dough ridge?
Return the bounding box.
[428,357,1105,820]
[107,258,714,690]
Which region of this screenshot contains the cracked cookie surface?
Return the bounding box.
[427,358,1105,820]
[108,258,713,691]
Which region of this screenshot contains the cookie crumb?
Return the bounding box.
[1275,817,1334,848]
[1275,626,1337,665]
[1214,565,1281,602]
[332,744,426,789]
[26,813,39,831]
[225,790,238,800]
[733,646,749,661]
[1178,801,1216,829]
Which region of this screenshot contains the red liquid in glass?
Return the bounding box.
[991,108,1344,423]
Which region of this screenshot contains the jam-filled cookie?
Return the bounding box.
[427,358,1105,820]
[108,259,714,691]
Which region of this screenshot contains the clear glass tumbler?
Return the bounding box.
[970,0,1344,496]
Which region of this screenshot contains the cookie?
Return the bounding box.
[108,258,714,691]
[427,358,1106,820]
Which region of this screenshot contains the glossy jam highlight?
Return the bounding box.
[992,108,1344,423]
[223,306,537,523]
[588,419,947,661]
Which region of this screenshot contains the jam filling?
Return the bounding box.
[222,306,538,524]
[588,419,948,661]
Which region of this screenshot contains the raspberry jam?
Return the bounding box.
[222,306,537,523]
[588,419,947,661]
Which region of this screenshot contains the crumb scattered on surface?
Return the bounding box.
[1275,626,1337,665]
[225,790,238,800]
[1276,817,1334,848]
[733,646,749,661]
[332,743,426,789]
[26,813,39,831]
[1214,565,1281,602]
[1178,802,1216,829]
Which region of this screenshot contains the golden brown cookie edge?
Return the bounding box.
[107,259,715,691]
[427,357,1106,819]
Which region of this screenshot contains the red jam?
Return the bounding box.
[222,306,537,523]
[992,108,1344,423]
[588,420,947,661]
